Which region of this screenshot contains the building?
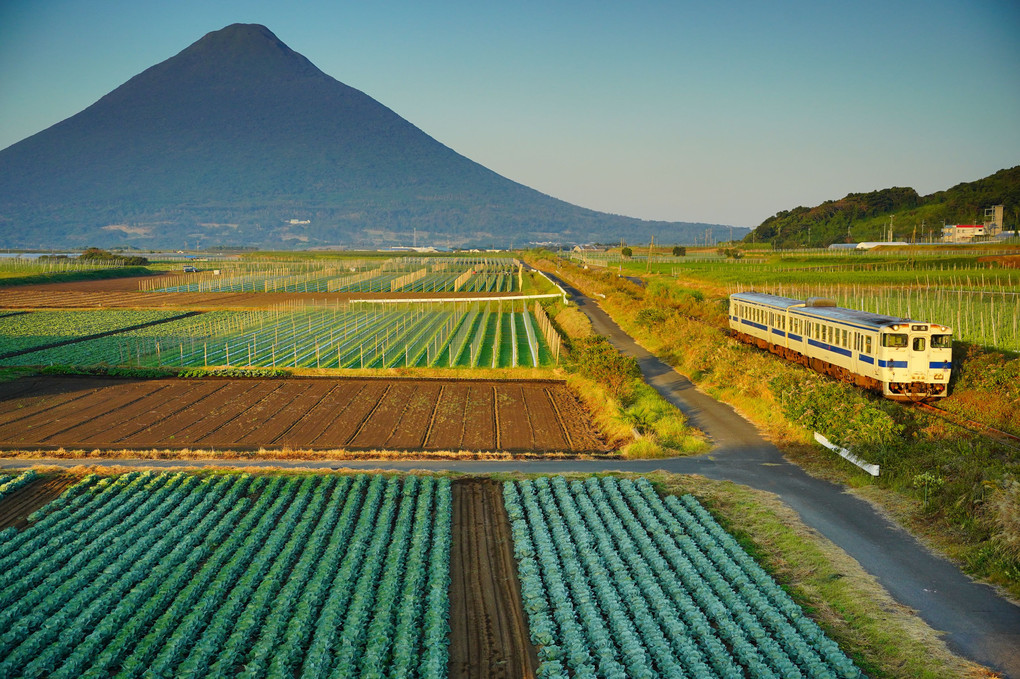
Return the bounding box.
[942,225,988,242]
[942,205,1005,243]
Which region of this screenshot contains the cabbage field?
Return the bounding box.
[504,476,862,679]
[0,309,186,357]
[0,470,871,678]
[0,472,452,678]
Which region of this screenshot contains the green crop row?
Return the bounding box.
[0,310,185,357]
[506,476,860,678]
[0,473,452,678]
[0,303,557,370]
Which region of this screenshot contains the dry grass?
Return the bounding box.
[553,304,594,339]
[0,447,609,462]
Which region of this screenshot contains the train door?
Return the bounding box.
[907,325,930,382]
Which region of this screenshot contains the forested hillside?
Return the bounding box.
[746,166,1020,247]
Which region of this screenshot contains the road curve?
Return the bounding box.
[2,276,1018,676]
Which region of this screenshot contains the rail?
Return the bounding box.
[913,402,1020,450]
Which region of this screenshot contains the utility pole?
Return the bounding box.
[647,235,653,272]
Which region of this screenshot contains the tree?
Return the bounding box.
[621,246,633,258]
[672,245,686,256]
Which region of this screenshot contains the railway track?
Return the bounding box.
[913,402,1020,449]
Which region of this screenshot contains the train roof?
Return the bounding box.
[730,291,924,330]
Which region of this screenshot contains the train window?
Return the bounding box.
[841,329,848,347]
[912,337,926,351]
[865,336,872,354]
[931,334,951,349]
[882,333,908,348]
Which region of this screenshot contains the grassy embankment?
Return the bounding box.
[531,252,1020,602]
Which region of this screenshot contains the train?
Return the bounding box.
[728,292,953,401]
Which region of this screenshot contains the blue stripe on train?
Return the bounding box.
[877,359,908,368]
[929,361,952,370]
[808,338,852,358]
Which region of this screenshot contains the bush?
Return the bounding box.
[79,247,149,266]
[569,335,640,398]
[672,246,686,256]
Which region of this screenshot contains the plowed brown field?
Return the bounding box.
[449,479,537,678]
[0,376,610,453]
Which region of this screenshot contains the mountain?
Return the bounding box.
[0,23,740,250]
[746,166,1020,248]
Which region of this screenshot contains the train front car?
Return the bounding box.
[876,321,952,400]
[728,292,952,401]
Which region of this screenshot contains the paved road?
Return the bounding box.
[3,275,1019,676]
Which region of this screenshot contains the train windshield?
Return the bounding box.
[882,333,908,348]
[912,337,926,351]
[931,334,952,349]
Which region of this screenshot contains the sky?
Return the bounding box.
[1,1,1018,228]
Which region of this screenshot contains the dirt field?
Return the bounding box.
[0,376,610,453]
[448,478,537,678]
[0,475,79,530]
[0,279,523,309]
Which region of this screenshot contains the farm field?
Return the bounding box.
[0,309,190,357]
[0,302,561,369]
[0,472,453,678]
[142,255,524,293]
[0,376,608,453]
[0,288,525,309]
[0,472,869,678]
[505,476,862,678]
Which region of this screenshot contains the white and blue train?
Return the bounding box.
[728,292,953,401]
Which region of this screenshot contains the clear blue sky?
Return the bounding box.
[1,0,1018,227]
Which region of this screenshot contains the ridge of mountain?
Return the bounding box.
[0,23,738,249]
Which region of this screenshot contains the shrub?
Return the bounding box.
[569,336,640,398]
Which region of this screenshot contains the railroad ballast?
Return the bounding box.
[728,292,952,400]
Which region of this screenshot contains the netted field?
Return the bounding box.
[144,256,524,294]
[0,301,562,369]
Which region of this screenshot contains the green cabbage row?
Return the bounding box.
[0,473,452,677]
[505,476,862,679]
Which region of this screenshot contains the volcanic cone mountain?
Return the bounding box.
[0,23,731,249]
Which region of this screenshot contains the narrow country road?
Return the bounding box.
[2,275,1019,676]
